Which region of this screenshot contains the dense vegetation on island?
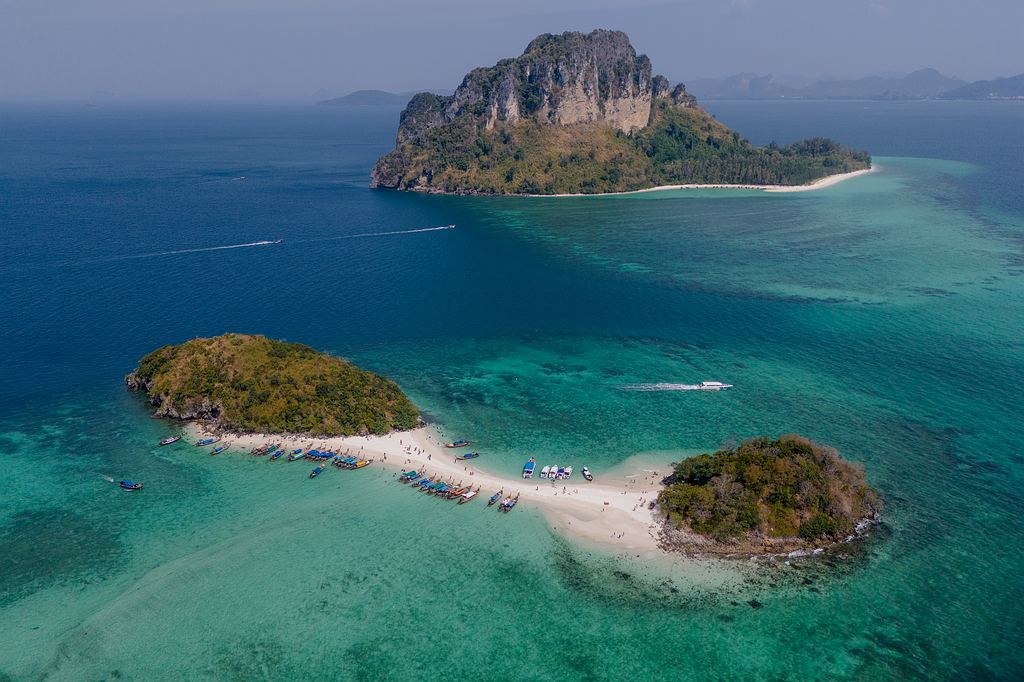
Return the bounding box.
[377,99,869,195]
[371,30,870,195]
[126,334,419,436]
[658,435,879,548]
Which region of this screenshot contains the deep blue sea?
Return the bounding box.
[1,100,1022,679]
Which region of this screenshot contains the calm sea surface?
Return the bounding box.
[1,100,1022,679]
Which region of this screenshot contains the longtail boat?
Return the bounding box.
[502,494,521,513]
[119,480,143,490]
[445,439,471,448]
[269,449,285,461]
[288,450,307,461]
[195,437,219,446]
[310,464,324,479]
[159,436,181,446]
[352,459,371,469]
[399,470,420,482]
[458,487,480,504]
[487,489,503,506]
[455,452,480,461]
[211,443,231,455]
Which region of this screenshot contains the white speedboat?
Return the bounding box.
[582,466,593,481]
[540,465,551,478]
[698,381,733,391]
[564,466,573,479]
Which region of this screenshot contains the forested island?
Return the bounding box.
[371,30,870,195]
[126,334,419,436]
[657,435,880,556]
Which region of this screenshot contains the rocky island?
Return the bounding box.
[126,334,419,436]
[371,30,870,195]
[657,435,880,556]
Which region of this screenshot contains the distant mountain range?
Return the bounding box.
[326,70,1023,107]
[686,69,1024,101]
[940,74,1024,100]
[318,89,450,106]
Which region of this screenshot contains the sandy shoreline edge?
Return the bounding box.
[527,165,874,198]
[187,425,668,555]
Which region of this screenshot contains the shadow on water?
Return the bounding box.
[0,508,124,607]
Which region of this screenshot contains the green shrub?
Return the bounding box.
[657,436,878,542]
[127,334,419,437]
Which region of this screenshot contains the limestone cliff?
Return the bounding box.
[371,30,869,195]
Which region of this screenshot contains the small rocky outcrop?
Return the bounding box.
[125,334,419,436]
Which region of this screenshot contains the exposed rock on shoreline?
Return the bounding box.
[655,435,881,557]
[126,334,419,437]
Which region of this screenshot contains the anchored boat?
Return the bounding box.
[195,437,220,446]
[445,439,471,448]
[582,466,594,481]
[159,436,181,446]
[456,452,480,461]
[522,458,536,479]
[488,489,503,506]
[310,464,325,479]
[211,443,231,455]
[499,493,520,512]
[399,470,422,483]
[119,480,143,491]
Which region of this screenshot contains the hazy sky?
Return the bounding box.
[1,0,1021,99]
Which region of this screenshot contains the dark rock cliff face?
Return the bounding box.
[368,29,868,194]
[125,372,224,421]
[370,29,695,189]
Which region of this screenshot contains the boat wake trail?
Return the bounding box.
[1,225,453,274]
[101,475,115,483]
[2,239,285,273]
[299,224,456,243]
[620,383,704,392]
[136,240,282,258]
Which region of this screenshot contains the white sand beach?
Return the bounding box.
[535,165,874,198]
[190,425,669,555]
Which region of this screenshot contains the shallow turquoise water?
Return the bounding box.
[0,101,1022,679]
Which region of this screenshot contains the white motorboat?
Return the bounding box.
[698,381,733,390]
